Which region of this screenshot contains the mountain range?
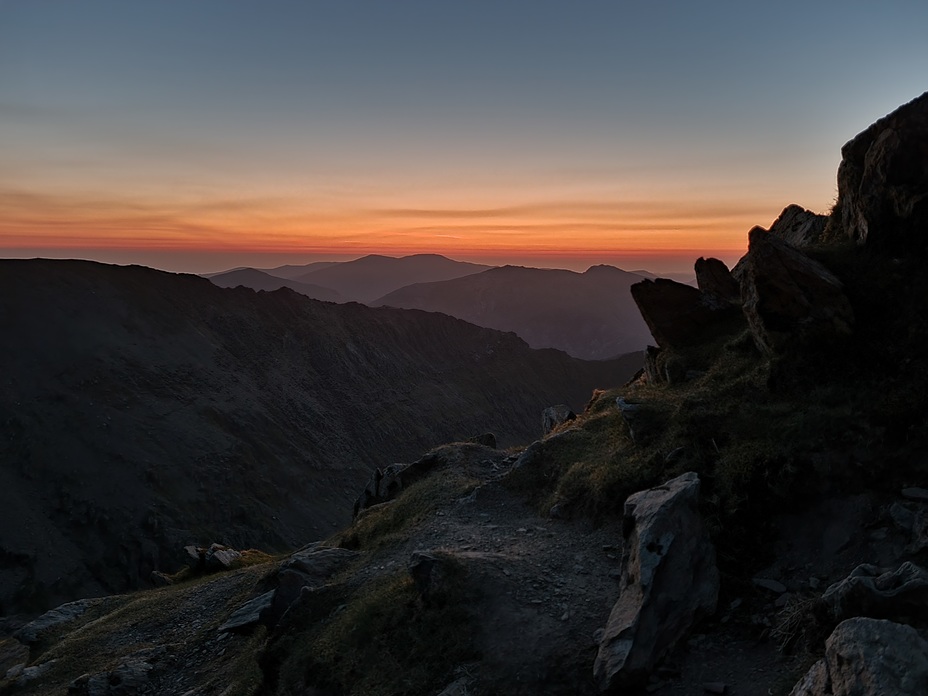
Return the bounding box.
[206,254,658,359]
[0,258,637,614]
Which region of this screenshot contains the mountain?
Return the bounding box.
[373,264,653,360]
[0,259,633,614]
[294,253,493,302]
[259,261,342,280]
[207,267,344,302]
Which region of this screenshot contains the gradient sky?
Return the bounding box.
[2,1,926,273]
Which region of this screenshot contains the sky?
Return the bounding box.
[1,1,926,274]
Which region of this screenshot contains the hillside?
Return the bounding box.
[373,264,653,360]
[207,267,345,302]
[294,253,493,302]
[0,260,632,615]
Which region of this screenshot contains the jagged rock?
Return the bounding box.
[820,561,928,624]
[902,487,928,502]
[408,550,448,602]
[282,546,359,580]
[735,227,854,354]
[218,590,275,632]
[70,657,159,695]
[14,598,109,644]
[790,618,928,695]
[594,472,719,690]
[643,345,662,384]
[830,91,928,249]
[789,659,830,696]
[630,278,741,349]
[150,570,173,587]
[616,397,643,444]
[467,432,497,448]
[767,204,828,248]
[889,501,916,531]
[15,659,57,687]
[695,257,740,305]
[206,543,241,569]
[542,405,576,436]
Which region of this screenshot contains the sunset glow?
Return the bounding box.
[2,2,926,274]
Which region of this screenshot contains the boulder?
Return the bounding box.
[594,472,719,690]
[630,278,741,349]
[14,597,109,644]
[820,561,928,624]
[218,590,275,632]
[735,227,854,354]
[789,618,928,695]
[694,257,740,305]
[205,543,242,570]
[768,204,828,248]
[542,405,576,436]
[830,91,928,249]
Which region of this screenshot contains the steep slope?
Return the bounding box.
[207,267,344,302]
[295,253,493,302]
[0,259,632,614]
[373,264,653,360]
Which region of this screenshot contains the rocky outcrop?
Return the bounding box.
[630,278,741,349]
[695,257,740,306]
[353,443,509,517]
[14,597,112,644]
[768,204,828,248]
[542,405,576,435]
[819,561,928,625]
[830,91,928,249]
[735,227,854,354]
[790,618,928,696]
[594,472,719,690]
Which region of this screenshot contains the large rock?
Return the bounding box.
[789,618,928,695]
[820,561,928,624]
[735,227,854,354]
[542,405,576,436]
[831,91,928,249]
[694,257,740,306]
[594,472,719,690]
[768,204,828,248]
[630,278,741,349]
[14,598,110,644]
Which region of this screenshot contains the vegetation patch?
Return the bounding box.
[263,557,479,696]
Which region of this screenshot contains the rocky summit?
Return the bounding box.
[3,92,928,696]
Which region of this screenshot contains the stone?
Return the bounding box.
[902,487,928,502]
[408,550,451,603]
[830,91,928,250]
[752,578,787,594]
[735,227,854,354]
[630,278,742,349]
[15,659,56,687]
[789,659,829,696]
[594,472,719,690]
[542,405,576,435]
[206,543,241,569]
[694,257,740,305]
[890,501,916,531]
[14,598,108,644]
[643,345,662,384]
[467,432,497,448]
[790,618,928,695]
[218,590,275,632]
[703,682,727,694]
[820,561,928,624]
[282,546,359,581]
[767,204,828,248]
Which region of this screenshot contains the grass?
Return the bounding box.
[263,557,480,696]
[332,469,481,551]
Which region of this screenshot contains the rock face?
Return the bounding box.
[542,405,576,435]
[694,257,740,306]
[790,618,928,696]
[831,91,928,249]
[768,204,829,248]
[735,227,854,354]
[630,278,740,349]
[594,472,719,690]
[820,561,928,625]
